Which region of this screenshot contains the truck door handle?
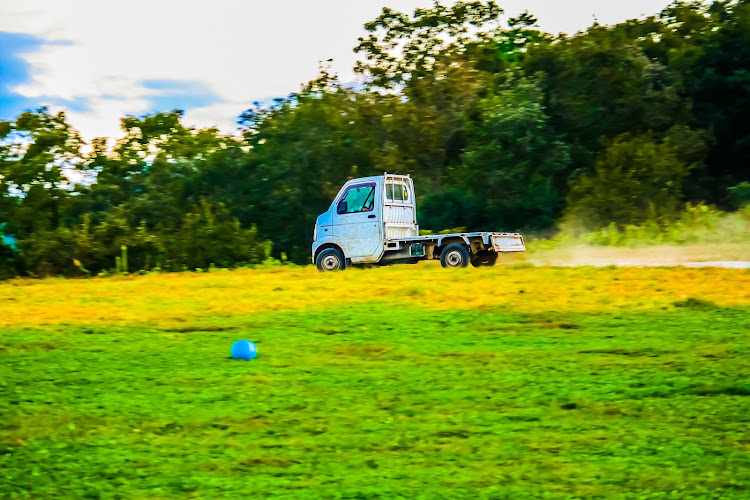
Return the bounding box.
[368,214,376,219]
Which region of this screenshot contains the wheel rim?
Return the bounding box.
[321,254,341,270]
[446,250,464,267]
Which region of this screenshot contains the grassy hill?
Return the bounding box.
[2,264,749,498]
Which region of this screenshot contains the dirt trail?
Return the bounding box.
[508,243,750,269]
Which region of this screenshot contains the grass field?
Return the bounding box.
[2,263,750,499]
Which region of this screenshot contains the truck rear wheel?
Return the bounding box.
[440,244,470,268]
[471,251,498,267]
[316,248,346,272]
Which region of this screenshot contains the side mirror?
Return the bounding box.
[337,200,348,214]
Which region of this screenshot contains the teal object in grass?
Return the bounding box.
[230,340,257,360]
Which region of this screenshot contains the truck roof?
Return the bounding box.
[343,173,412,184]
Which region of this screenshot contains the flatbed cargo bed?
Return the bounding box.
[390,232,526,252]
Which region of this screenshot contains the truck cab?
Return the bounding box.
[312,174,525,271]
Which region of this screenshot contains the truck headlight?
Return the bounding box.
[313,224,318,241]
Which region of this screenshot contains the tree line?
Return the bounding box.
[1,0,748,278]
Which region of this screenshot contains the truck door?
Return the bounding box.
[332,182,384,263]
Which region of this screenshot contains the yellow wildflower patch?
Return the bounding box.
[1,263,748,328]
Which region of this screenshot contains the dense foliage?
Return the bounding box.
[1,1,748,276]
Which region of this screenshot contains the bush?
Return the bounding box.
[728,182,750,210]
[565,132,693,230]
[554,202,750,247]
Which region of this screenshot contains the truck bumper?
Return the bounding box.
[311,241,323,264]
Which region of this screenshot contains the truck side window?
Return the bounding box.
[385,182,408,202]
[338,184,375,214]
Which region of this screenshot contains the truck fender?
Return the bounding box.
[313,239,348,262]
[436,235,471,248]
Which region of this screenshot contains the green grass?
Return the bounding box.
[2,296,750,499]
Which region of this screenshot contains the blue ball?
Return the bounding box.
[230,340,257,360]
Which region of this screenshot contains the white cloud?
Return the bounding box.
[500,0,673,36]
[182,101,250,136]
[1,0,673,141]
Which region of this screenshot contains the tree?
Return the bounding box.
[446,76,571,230]
[0,108,85,238]
[354,1,503,88]
[565,132,695,228]
[239,69,379,262]
[521,22,691,173]
[664,0,750,203]
[353,1,544,193]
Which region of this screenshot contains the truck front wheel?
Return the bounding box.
[440,244,470,268]
[316,248,346,272]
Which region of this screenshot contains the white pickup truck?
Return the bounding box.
[312,173,525,271]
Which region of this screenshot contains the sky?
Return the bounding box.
[0,0,675,142]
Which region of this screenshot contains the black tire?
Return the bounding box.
[440,243,470,268]
[471,251,498,267]
[316,248,346,272]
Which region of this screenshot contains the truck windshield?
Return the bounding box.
[338,183,375,214]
